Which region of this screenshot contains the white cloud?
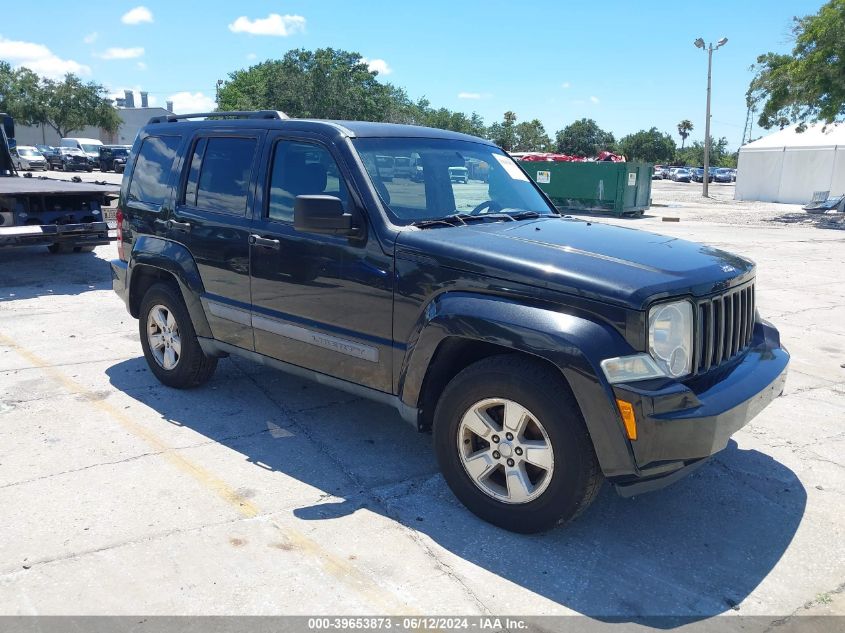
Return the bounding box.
[83,32,98,44]
[167,91,216,114]
[0,36,90,79]
[361,57,391,76]
[561,82,570,89]
[97,47,145,60]
[122,6,153,25]
[246,53,257,60]
[228,13,306,36]
[590,95,600,104]
[458,92,492,100]
[136,61,147,70]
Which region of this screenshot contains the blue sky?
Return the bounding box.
[0,1,825,149]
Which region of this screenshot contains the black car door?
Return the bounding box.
[248,134,394,392]
[167,130,264,351]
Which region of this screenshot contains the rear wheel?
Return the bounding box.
[433,354,602,533]
[139,283,217,388]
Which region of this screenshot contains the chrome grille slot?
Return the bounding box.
[694,282,755,374]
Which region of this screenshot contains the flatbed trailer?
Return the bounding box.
[0,113,118,252]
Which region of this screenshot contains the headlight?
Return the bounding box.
[648,300,693,378]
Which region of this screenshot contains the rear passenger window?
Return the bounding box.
[194,137,256,215]
[267,141,348,223]
[128,135,181,205]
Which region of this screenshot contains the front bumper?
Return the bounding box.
[608,319,788,496]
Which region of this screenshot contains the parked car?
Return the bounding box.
[47,147,92,171]
[394,156,412,179]
[375,154,395,181]
[12,145,48,171]
[652,165,663,180]
[35,144,55,156]
[690,167,713,183]
[111,111,788,534]
[449,165,469,183]
[99,145,131,172]
[671,168,691,182]
[714,168,733,183]
[60,137,103,169]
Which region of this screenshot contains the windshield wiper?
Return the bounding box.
[412,213,508,228]
[411,210,548,229]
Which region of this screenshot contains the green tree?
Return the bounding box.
[0,62,42,124]
[488,111,518,150]
[677,119,693,149]
[554,118,615,157]
[618,128,677,163]
[676,136,732,167]
[39,74,120,138]
[218,48,398,121]
[512,119,552,152]
[748,0,845,129]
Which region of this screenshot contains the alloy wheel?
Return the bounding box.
[457,398,555,504]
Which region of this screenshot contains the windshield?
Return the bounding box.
[19,148,41,157]
[353,138,555,225]
[81,144,101,154]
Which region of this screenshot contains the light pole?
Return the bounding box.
[694,36,728,197]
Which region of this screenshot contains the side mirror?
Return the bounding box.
[294,195,353,235]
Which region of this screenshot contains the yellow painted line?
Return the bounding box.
[0,333,416,614]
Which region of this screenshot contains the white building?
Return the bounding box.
[15,91,174,147]
[735,123,845,204]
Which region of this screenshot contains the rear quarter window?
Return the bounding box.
[128,135,182,205]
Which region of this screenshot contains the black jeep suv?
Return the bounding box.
[111,111,789,533]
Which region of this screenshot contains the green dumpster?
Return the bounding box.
[520,161,653,216]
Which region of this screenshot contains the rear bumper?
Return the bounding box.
[111,259,130,311]
[0,222,112,248]
[608,319,788,495]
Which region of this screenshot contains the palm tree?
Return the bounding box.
[677,120,694,150]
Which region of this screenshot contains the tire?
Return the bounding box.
[139,282,218,389]
[47,242,74,254]
[73,245,96,253]
[433,354,602,533]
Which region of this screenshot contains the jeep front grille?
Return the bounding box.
[694,282,755,374]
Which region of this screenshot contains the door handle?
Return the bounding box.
[249,234,281,250]
[167,220,192,232]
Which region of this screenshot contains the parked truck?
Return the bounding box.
[0,114,116,252]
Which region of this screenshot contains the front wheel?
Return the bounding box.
[139,283,218,388]
[433,355,602,533]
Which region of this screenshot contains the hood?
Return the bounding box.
[395,217,755,309]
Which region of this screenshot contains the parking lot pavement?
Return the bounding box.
[0,209,843,620]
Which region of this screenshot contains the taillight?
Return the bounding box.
[115,207,125,261]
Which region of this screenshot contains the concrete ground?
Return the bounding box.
[0,173,843,623]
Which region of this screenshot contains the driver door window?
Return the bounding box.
[267,141,348,223]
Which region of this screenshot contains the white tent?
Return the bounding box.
[735,123,845,204]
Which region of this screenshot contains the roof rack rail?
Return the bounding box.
[147,110,289,124]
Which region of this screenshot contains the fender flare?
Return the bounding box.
[126,235,212,338]
[398,292,639,478]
